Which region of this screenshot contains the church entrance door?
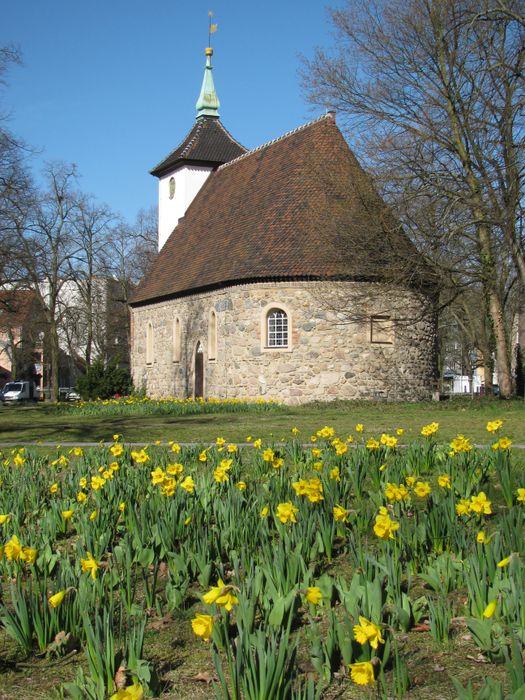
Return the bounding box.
[194,342,204,398]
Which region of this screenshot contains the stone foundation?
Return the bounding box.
[130,281,436,404]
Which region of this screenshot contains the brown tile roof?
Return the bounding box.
[131,114,433,305]
[150,117,246,177]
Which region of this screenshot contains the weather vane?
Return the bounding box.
[208,10,218,47]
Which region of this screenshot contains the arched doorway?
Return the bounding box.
[194,342,204,398]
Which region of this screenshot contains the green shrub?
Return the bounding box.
[76,359,133,400]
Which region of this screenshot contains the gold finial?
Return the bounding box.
[208,10,218,47]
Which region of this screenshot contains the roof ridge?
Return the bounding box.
[180,121,204,158]
[215,119,247,152]
[149,122,200,173]
[217,113,334,171]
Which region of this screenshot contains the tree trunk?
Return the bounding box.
[49,318,60,402]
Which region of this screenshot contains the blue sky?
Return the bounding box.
[1,1,341,224]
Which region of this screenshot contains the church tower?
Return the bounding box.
[151,47,246,250]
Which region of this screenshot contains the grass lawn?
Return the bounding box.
[0,397,523,446]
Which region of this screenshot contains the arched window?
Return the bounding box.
[267,308,288,348]
[208,310,217,360]
[173,317,181,362]
[146,322,154,364]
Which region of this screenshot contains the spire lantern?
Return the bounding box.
[196,47,220,119]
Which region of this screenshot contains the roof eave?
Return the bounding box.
[150,158,225,178]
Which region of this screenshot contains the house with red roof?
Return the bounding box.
[129,48,437,403]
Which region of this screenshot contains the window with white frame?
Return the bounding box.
[267,308,289,347]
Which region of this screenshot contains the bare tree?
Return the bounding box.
[11,163,81,400]
[303,0,525,396]
[67,195,116,367]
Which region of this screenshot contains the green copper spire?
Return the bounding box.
[196,47,220,119]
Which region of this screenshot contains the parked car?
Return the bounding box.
[65,389,81,401]
[1,380,38,403]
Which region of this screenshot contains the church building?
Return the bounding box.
[129,48,437,403]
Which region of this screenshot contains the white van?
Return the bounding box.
[1,381,38,403]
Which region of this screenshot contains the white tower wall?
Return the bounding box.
[158,165,213,250]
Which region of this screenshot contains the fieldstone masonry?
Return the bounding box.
[131,281,436,404]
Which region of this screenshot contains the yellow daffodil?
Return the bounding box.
[305,587,322,605]
[150,468,166,485]
[213,467,229,483]
[450,434,473,454]
[497,555,512,568]
[79,477,87,488]
[50,483,59,494]
[191,613,214,641]
[276,501,299,524]
[91,475,105,491]
[373,508,399,540]
[90,510,97,521]
[198,450,207,462]
[236,481,247,491]
[380,433,398,448]
[260,505,269,518]
[48,590,66,608]
[179,476,195,493]
[0,514,11,525]
[62,510,74,520]
[477,531,486,544]
[167,463,183,476]
[414,481,431,498]
[130,449,149,464]
[353,616,385,649]
[349,660,375,686]
[483,600,497,619]
[77,491,87,503]
[118,502,126,512]
[22,547,37,565]
[456,499,471,516]
[438,474,451,489]
[109,679,144,700]
[517,488,525,504]
[329,467,341,481]
[492,437,512,450]
[80,552,99,579]
[203,579,239,611]
[405,475,417,487]
[333,504,350,522]
[421,422,439,437]
[355,424,364,433]
[110,443,124,457]
[366,438,380,450]
[486,420,503,433]
[4,534,23,561]
[470,492,492,515]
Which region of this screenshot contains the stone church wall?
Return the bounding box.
[130,281,436,404]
